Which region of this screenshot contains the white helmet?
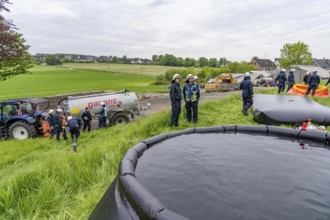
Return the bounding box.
[194,76,198,80]
[305,71,310,75]
[48,109,54,114]
[57,108,62,113]
[100,101,105,106]
[281,68,286,72]
[290,69,295,72]
[313,70,318,74]
[172,74,181,80]
[245,72,251,77]
[67,116,73,120]
[187,74,194,79]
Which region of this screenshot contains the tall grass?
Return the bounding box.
[0,94,258,219]
[1,92,330,219]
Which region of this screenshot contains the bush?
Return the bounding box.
[153,74,169,85]
[164,68,196,82]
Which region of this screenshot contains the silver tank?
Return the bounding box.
[58,91,139,117]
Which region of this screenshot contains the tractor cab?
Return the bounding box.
[0,98,49,140]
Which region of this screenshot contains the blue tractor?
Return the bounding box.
[0,98,49,140]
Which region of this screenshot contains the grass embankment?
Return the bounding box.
[62,63,188,76]
[0,66,166,100]
[0,94,256,220]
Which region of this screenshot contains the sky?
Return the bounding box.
[4,0,330,61]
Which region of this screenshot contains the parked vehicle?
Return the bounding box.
[58,90,140,126]
[0,98,49,140]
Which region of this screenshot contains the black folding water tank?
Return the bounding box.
[89,125,330,220]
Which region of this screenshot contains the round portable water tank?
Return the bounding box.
[90,125,330,220]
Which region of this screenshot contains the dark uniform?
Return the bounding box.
[68,118,82,153]
[183,82,200,123]
[170,81,182,126]
[50,112,63,140]
[275,71,287,94]
[98,105,108,128]
[240,76,254,114]
[286,72,295,93]
[305,72,320,96]
[303,74,310,85]
[82,108,92,131]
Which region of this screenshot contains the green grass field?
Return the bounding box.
[1,86,330,219]
[0,94,260,220]
[0,66,167,100]
[62,63,187,76]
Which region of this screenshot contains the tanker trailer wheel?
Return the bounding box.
[9,121,37,140]
[111,113,129,126]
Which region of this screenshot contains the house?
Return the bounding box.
[251,58,277,71]
[280,65,330,83]
[312,58,330,70]
[98,56,111,63]
[130,58,143,64]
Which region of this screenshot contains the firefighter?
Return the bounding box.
[240,72,254,115]
[82,107,92,131]
[57,108,68,140]
[98,102,108,128]
[47,109,55,139]
[67,116,82,153]
[305,70,320,96]
[170,74,182,127]
[49,109,63,140]
[303,72,310,85]
[183,74,200,123]
[286,68,295,93]
[275,69,287,94]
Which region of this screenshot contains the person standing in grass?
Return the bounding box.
[183,74,200,123]
[305,70,320,97]
[57,108,68,140]
[240,72,254,115]
[97,102,108,128]
[82,107,92,132]
[170,74,182,127]
[275,69,287,94]
[67,116,82,153]
[286,69,295,93]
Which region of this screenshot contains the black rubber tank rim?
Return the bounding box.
[115,125,330,220]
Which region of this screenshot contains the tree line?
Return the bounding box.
[151,54,230,68]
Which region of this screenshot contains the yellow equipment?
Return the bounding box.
[205,73,236,92]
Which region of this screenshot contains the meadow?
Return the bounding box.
[0,94,260,220]
[62,63,187,76]
[0,66,166,100]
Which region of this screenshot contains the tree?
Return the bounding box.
[112,56,118,63]
[208,58,217,67]
[279,41,313,68]
[152,55,159,64]
[183,57,196,67]
[122,55,128,64]
[219,57,228,67]
[159,54,177,66]
[198,57,208,67]
[177,57,184,67]
[0,0,33,80]
[45,55,62,65]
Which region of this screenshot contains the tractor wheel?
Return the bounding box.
[110,113,130,126]
[9,121,37,140]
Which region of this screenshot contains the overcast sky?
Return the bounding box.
[5,0,330,61]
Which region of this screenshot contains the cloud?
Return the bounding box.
[6,0,330,61]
